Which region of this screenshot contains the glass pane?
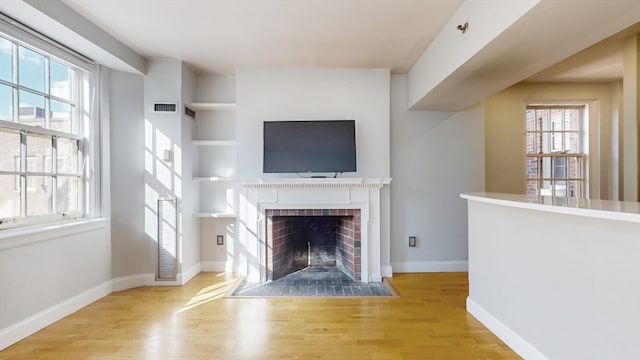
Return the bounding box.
[0,37,12,83]
[567,157,581,179]
[56,176,77,213]
[535,109,548,131]
[525,109,536,131]
[57,138,78,174]
[541,157,552,179]
[18,90,45,127]
[564,109,579,131]
[0,128,21,172]
[540,180,553,196]
[27,134,52,172]
[0,83,13,121]
[26,175,51,215]
[554,157,568,179]
[553,180,568,197]
[541,132,552,153]
[525,133,539,154]
[526,180,539,197]
[551,132,563,151]
[567,180,583,198]
[18,46,45,92]
[51,100,72,133]
[565,132,578,153]
[50,60,72,101]
[0,175,21,218]
[525,157,539,179]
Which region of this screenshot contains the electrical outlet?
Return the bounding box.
[216,235,224,245]
[409,236,416,247]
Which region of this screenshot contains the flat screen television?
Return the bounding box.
[263,120,356,174]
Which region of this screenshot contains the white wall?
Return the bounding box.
[109,69,146,278]
[0,220,111,350]
[466,197,640,359]
[485,82,621,200]
[390,74,484,271]
[180,63,200,276]
[143,60,184,279]
[235,69,390,179]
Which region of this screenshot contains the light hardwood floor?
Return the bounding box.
[0,272,520,359]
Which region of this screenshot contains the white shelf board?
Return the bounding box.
[188,102,236,110]
[194,212,236,218]
[192,140,236,146]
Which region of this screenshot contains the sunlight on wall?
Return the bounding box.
[144,183,159,241]
[226,188,234,214]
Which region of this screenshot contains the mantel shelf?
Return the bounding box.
[188,102,236,110]
[194,212,236,219]
[193,176,235,182]
[192,140,236,146]
[238,178,392,189]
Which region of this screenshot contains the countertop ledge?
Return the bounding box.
[461,192,640,223]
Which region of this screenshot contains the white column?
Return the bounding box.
[622,34,640,201]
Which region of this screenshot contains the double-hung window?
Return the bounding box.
[525,106,586,198]
[0,23,94,229]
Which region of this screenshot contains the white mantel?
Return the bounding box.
[232,178,392,283]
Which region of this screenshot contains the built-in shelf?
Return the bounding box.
[188,102,236,111]
[193,176,235,182]
[192,140,236,146]
[194,212,236,218]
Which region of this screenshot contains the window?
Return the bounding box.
[525,106,586,198]
[0,26,93,229]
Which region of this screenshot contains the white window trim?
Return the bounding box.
[0,15,101,230]
[524,101,598,198]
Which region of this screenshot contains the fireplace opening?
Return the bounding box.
[266,209,361,281]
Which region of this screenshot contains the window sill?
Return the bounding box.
[0,218,109,251]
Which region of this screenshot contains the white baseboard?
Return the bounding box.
[181,262,201,284]
[466,297,549,360]
[0,280,112,351]
[200,261,227,272]
[111,274,147,292]
[391,260,468,273]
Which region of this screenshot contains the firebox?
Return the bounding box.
[265,209,361,281]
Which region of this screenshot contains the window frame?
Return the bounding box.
[525,105,588,198]
[0,17,97,230]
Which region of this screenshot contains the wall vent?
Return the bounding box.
[153,102,178,113]
[157,198,177,281]
[184,106,196,119]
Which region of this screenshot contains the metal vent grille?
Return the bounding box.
[153,102,178,113]
[157,198,177,280]
[185,106,196,118]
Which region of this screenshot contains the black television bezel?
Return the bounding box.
[262,119,357,174]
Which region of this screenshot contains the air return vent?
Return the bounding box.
[153,102,178,113]
[184,106,196,119]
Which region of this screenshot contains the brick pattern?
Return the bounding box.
[265,209,361,281]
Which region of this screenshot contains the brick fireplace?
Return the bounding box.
[266,209,361,280]
[235,178,392,283]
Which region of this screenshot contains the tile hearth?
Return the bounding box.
[231,267,393,297]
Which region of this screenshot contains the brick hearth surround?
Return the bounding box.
[266,209,361,280]
[235,178,391,283]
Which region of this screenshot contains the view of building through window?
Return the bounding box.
[525,106,586,198]
[0,34,84,225]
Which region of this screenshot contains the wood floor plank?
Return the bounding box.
[0,272,521,359]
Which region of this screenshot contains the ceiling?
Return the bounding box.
[526,22,640,83]
[60,0,466,75]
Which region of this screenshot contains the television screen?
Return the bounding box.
[263,120,356,174]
